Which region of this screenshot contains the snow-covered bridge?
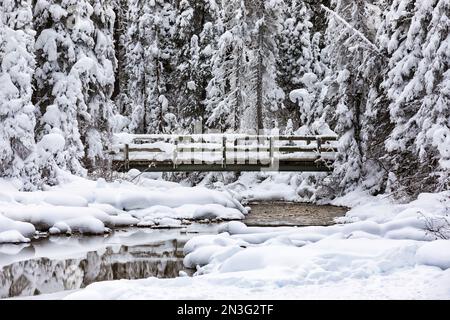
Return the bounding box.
[110,134,337,172]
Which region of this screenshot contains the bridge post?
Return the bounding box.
[317,136,322,156]
[256,136,260,164]
[190,136,195,165]
[245,136,249,165]
[222,136,226,168]
[201,136,205,165]
[124,144,129,170]
[232,138,237,165]
[173,137,178,169]
[269,137,273,165]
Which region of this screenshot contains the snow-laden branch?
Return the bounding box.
[320,4,382,54]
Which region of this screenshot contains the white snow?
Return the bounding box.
[0,214,35,241]
[416,240,450,270]
[0,230,31,244]
[63,190,450,300]
[0,173,246,242]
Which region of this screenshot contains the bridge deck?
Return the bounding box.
[109,134,337,172]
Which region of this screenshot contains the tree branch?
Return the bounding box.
[320,4,382,55]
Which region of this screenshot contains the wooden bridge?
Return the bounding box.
[110,134,337,172]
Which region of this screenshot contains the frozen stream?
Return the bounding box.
[0,203,347,299]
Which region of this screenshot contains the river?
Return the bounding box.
[0,203,347,299]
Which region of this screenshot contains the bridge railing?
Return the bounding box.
[110,134,337,171]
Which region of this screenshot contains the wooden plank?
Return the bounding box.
[226,147,271,152]
[128,147,164,152]
[112,160,334,173]
[176,147,223,152]
[129,134,338,140]
[278,135,338,141]
[278,146,338,153]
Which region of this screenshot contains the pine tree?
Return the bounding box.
[205,0,251,132]
[173,0,221,132]
[319,0,384,194]
[33,0,117,177]
[381,0,450,195]
[123,0,145,133]
[112,0,129,115]
[125,0,177,134]
[278,0,314,128]
[0,0,39,189]
[248,0,285,131]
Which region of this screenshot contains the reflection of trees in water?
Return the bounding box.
[0,239,190,299]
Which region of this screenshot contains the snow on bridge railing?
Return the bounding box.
[109,134,338,172]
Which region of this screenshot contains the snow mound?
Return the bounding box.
[0,230,31,244]
[0,214,35,238]
[0,174,245,237]
[416,240,450,270]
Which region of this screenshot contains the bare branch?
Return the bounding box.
[320,4,382,55]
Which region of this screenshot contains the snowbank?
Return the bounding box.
[0,174,246,243]
[416,240,450,270]
[65,265,450,299]
[0,230,31,244]
[64,190,450,300]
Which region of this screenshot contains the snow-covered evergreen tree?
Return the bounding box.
[205,0,251,132]
[125,0,177,133]
[319,0,385,194]
[381,0,450,195]
[112,0,129,115]
[82,0,117,167]
[0,0,39,189]
[0,0,446,198]
[248,0,285,131]
[122,0,145,133]
[173,0,221,132]
[34,0,117,178]
[278,0,314,127]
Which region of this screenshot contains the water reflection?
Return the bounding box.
[0,224,222,298]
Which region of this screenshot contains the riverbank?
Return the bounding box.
[1,173,449,300]
[1,201,351,299]
[0,224,224,299]
[64,190,450,300]
[0,171,246,243]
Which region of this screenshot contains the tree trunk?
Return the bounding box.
[235,50,242,131]
[256,29,264,131]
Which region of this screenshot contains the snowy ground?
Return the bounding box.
[0,171,246,243]
[63,190,450,300]
[2,170,449,299]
